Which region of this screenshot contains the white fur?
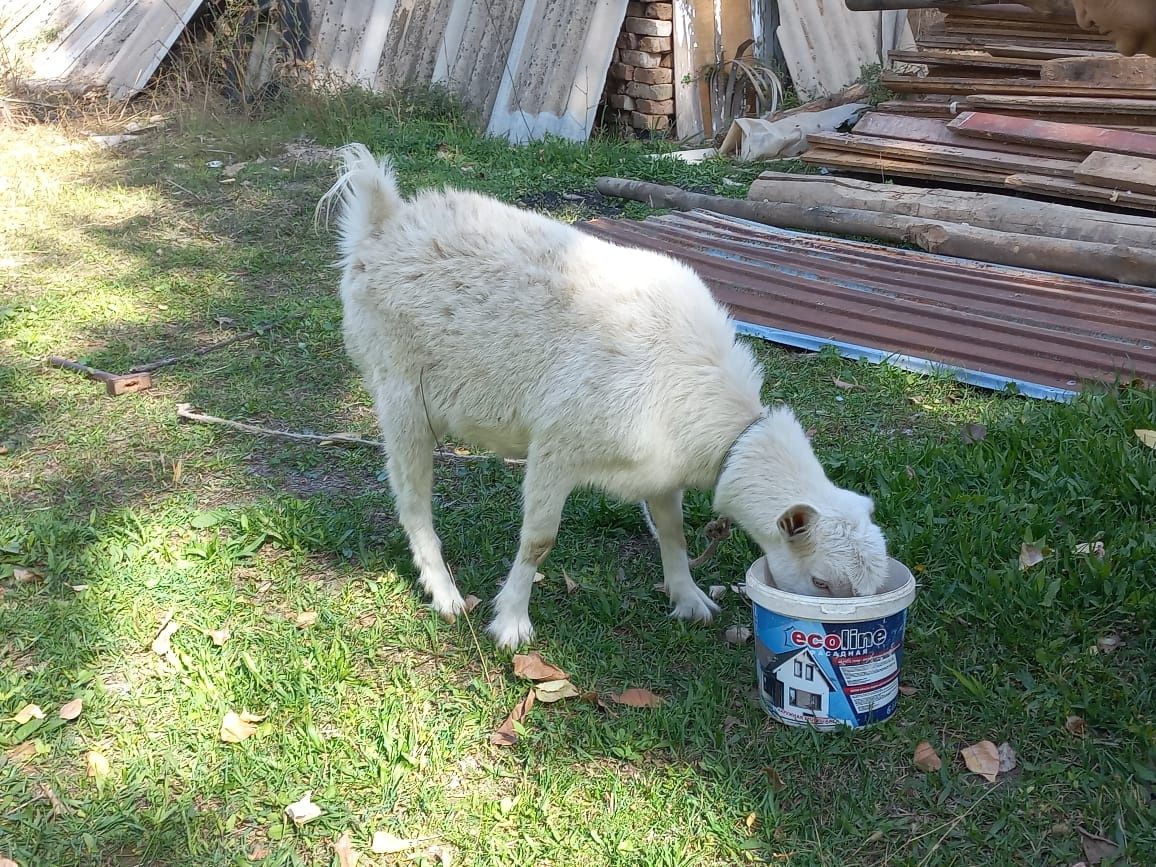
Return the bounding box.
[319,143,889,649]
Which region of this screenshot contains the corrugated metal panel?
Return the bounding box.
[578,210,1156,399]
[308,0,628,143]
[0,0,203,99]
[776,1,915,98]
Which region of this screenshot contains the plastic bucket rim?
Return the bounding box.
[745,556,917,622]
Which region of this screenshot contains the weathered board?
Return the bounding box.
[853,112,1076,160]
[1075,152,1156,196]
[949,112,1156,158]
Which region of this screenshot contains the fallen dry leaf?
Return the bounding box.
[997,741,1017,774]
[961,740,1000,782]
[533,571,545,584]
[1095,634,1123,654]
[5,741,37,764]
[562,570,579,594]
[462,594,481,613]
[745,812,759,833]
[284,790,322,826]
[833,377,863,391]
[898,684,919,697]
[86,750,110,780]
[58,698,83,721]
[1134,429,1156,450]
[611,687,663,708]
[33,781,66,817]
[12,704,44,724]
[961,422,987,444]
[762,766,785,790]
[580,691,611,712]
[1019,543,1045,570]
[209,628,231,647]
[12,567,41,584]
[334,830,359,867]
[222,161,248,178]
[708,585,726,602]
[512,651,567,682]
[371,832,439,854]
[220,710,265,743]
[425,844,454,866]
[533,679,580,703]
[722,715,741,734]
[294,611,318,628]
[914,740,942,772]
[1075,541,1106,558]
[723,625,752,645]
[491,689,535,746]
[151,617,179,656]
[1065,714,1087,737]
[1078,826,1121,865]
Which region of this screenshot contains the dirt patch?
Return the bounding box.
[516,189,623,219]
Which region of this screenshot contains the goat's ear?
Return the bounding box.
[777,504,820,541]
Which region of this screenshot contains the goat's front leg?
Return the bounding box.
[644,490,720,622]
[487,453,573,650]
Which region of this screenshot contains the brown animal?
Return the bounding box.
[1069,0,1156,56]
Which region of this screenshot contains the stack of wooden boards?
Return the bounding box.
[798,2,1156,213]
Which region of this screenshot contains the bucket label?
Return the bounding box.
[753,606,908,729]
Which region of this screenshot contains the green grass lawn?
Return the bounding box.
[1,91,1154,867]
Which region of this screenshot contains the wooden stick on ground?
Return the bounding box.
[129,315,304,374]
[175,403,521,464]
[594,177,1156,286]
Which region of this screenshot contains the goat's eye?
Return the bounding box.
[811,577,830,592]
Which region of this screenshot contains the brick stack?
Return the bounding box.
[604,2,675,133]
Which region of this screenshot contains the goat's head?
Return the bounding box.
[714,409,889,598]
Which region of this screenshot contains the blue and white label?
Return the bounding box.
[752,605,908,729]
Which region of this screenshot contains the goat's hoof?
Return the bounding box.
[430,591,467,624]
[670,591,721,623]
[486,613,535,650]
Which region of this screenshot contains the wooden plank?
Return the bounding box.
[806,132,1076,178]
[1074,152,1156,196]
[1005,173,1156,212]
[918,34,1116,53]
[800,147,1014,186]
[949,112,1156,159]
[882,73,1156,100]
[1040,56,1156,85]
[853,112,1076,159]
[963,95,1156,118]
[888,48,1044,75]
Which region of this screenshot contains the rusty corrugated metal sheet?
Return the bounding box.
[0,0,203,99]
[308,0,628,142]
[578,209,1156,400]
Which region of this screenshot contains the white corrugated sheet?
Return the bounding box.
[777,1,914,98]
[308,0,628,143]
[0,0,203,99]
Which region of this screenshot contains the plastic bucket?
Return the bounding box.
[746,557,916,730]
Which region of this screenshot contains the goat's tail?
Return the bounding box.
[315,143,402,258]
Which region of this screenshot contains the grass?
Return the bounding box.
[1,88,1154,867]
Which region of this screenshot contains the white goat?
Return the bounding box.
[319,144,889,650]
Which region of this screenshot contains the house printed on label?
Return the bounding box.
[766,648,836,717]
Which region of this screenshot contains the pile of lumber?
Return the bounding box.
[797,2,1156,214]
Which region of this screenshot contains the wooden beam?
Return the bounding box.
[806,132,1076,177]
[853,112,1075,159]
[883,73,1156,99]
[949,112,1156,158]
[1005,173,1156,211]
[1074,152,1156,196]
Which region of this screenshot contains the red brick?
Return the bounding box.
[632,66,673,85]
[625,81,673,100]
[631,112,671,130]
[637,35,672,52]
[646,3,673,20]
[608,62,634,81]
[660,52,673,68]
[634,97,674,114]
[622,16,673,37]
[608,94,636,110]
[619,49,660,68]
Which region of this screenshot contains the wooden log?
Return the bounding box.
[593,177,1156,286]
[805,131,1077,177]
[949,111,1156,158]
[1074,152,1156,195]
[746,171,1156,248]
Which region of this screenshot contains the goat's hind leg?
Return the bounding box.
[643,490,720,622]
[377,389,465,620]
